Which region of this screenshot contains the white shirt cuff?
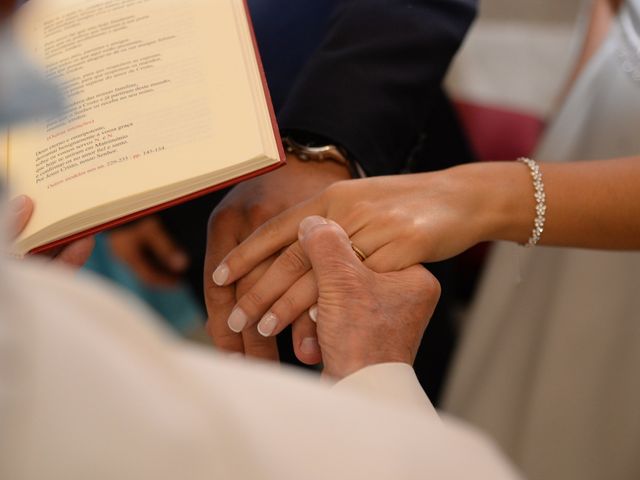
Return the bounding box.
[333,363,439,419]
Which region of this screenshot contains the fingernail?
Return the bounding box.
[257,312,278,337]
[300,337,320,356]
[11,195,27,213]
[227,307,249,333]
[228,352,244,360]
[170,252,189,271]
[299,216,328,239]
[212,263,229,286]
[309,305,318,323]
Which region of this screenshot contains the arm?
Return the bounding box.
[494,157,640,250]
[278,0,478,175]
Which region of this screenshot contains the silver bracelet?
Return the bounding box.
[518,157,546,247]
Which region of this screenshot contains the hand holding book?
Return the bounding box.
[9,195,94,266]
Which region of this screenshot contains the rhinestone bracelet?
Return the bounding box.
[518,157,546,247]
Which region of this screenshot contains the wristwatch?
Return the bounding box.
[282,134,358,177]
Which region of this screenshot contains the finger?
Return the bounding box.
[231,241,312,332]
[204,212,243,353]
[298,216,367,285]
[213,197,324,286]
[10,195,34,239]
[115,240,181,287]
[143,218,189,272]
[236,259,279,361]
[54,236,95,268]
[254,271,318,338]
[292,313,321,365]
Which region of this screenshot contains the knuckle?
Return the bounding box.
[204,287,234,311]
[240,289,265,313]
[278,245,309,274]
[322,181,347,203]
[245,203,272,227]
[259,217,282,241]
[350,199,374,217]
[224,246,248,270]
[321,262,369,294]
[274,293,299,316]
[208,206,237,231]
[407,268,441,310]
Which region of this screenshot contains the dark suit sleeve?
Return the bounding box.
[277,0,477,176]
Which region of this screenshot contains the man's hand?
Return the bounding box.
[203,154,351,362]
[11,195,94,267]
[109,216,189,287]
[297,216,440,379]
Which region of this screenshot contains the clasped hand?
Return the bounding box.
[272,215,439,378]
[207,163,510,365]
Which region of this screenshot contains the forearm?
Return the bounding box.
[478,157,640,250]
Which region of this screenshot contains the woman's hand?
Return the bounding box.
[10,195,95,267]
[211,162,531,362]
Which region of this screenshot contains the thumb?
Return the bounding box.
[10,195,34,239]
[298,216,364,282]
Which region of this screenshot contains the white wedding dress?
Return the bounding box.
[444,1,640,479]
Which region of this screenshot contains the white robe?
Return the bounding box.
[0,255,519,480]
[444,2,640,479]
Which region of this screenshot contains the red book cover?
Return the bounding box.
[32,0,285,255]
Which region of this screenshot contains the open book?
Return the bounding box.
[4,0,284,255]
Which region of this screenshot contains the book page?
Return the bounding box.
[10,0,272,242]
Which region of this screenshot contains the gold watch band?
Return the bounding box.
[282,137,351,170]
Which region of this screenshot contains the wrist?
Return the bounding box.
[451,162,534,244]
[282,133,359,178]
[326,350,413,380]
[485,161,538,244]
[286,152,351,180]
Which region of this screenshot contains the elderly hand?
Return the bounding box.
[203,153,351,362]
[11,195,95,267]
[296,216,440,379]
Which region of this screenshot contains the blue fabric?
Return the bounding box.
[247,0,336,111]
[84,235,204,335]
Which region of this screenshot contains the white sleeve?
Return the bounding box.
[334,363,439,418]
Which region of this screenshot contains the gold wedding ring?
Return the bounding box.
[350,242,367,262]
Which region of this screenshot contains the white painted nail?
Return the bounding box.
[227,307,248,333]
[309,305,318,323]
[257,312,279,337]
[212,263,229,286]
